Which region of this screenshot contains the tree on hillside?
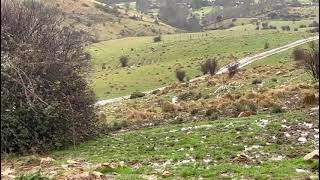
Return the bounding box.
[1,0,98,153]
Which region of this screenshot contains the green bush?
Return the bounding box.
[281,25,291,31]
[309,21,319,27]
[264,42,270,49]
[1,0,98,153]
[119,55,129,67]
[130,91,146,99]
[227,63,239,78]
[175,69,186,82]
[299,24,307,28]
[271,105,283,114]
[153,35,162,42]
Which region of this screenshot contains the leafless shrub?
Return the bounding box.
[293,42,319,80]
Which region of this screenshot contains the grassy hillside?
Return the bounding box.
[2,27,318,180]
[89,23,316,99]
[44,0,177,41]
[3,110,318,179]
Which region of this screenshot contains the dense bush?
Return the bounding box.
[200,59,218,76]
[281,25,291,31]
[119,56,129,67]
[308,27,319,33]
[130,91,146,99]
[261,22,269,29]
[153,35,162,42]
[268,25,277,29]
[264,42,270,49]
[1,0,98,154]
[175,69,186,82]
[299,24,307,28]
[227,63,239,78]
[309,21,319,27]
[292,42,319,80]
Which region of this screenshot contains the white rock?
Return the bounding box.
[270,155,284,161]
[303,123,313,129]
[296,169,310,173]
[172,96,178,104]
[303,150,319,160]
[298,137,307,143]
[284,132,291,138]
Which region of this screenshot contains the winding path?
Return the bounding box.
[95,36,319,106]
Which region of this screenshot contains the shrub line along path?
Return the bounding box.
[95,36,319,106]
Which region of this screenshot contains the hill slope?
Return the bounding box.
[44,0,177,41]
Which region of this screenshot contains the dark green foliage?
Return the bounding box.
[261,22,269,29]
[264,42,270,49]
[153,35,162,42]
[130,91,146,99]
[227,63,239,78]
[200,58,218,76]
[309,21,319,27]
[281,25,291,31]
[175,69,186,82]
[1,0,98,153]
[271,105,283,114]
[119,55,129,67]
[299,24,307,28]
[308,27,319,33]
[252,79,263,84]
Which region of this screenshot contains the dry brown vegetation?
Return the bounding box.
[99,64,319,130]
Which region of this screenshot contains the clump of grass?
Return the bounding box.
[16,171,49,180]
[299,24,307,28]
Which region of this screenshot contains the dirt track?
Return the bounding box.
[95,36,319,106]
